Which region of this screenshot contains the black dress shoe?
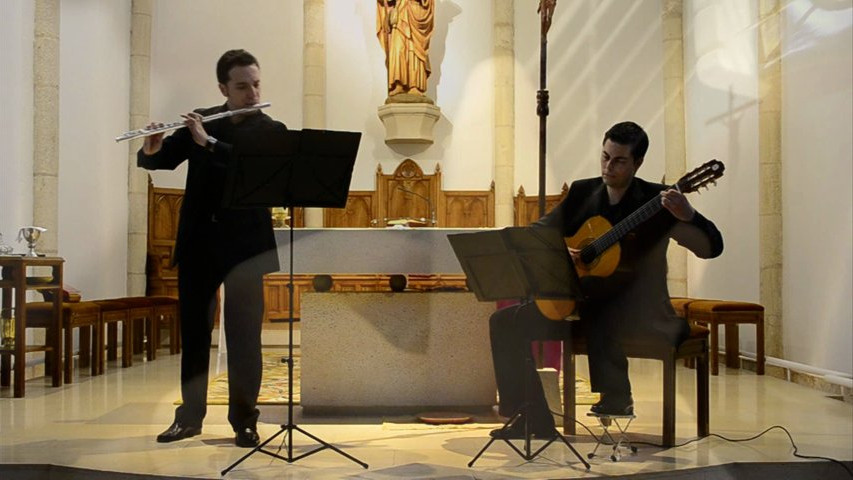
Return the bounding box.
[235,427,260,448]
[489,420,557,440]
[590,395,634,416]
[156,422,202,443]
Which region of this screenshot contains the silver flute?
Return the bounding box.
[114,102,271,142]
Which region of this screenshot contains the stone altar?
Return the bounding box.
[300,291,497,414]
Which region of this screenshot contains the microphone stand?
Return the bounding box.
[395,185,437,226]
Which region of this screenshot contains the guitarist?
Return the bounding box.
[489,121,723,439]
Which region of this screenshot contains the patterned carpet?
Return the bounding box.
[195,352,596,407]
[183,352,299,405]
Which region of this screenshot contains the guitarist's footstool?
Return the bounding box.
[586,412,637,462]
[686,300,764,375]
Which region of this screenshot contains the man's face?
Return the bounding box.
[219,64,261,110]
[600,139,641,190]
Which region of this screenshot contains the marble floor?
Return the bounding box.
[0,350,851,479]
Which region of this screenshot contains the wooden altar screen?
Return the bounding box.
[324,159,495,228]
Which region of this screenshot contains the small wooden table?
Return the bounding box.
[0,255,64,397]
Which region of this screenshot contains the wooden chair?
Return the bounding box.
[562,323,710,447]
[26,301,102,383]
[686,300,765,375]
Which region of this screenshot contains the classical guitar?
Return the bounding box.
[535,159,725,320]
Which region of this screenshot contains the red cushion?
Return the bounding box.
[688,300,764,313]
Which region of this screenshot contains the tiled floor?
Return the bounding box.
[1,350,851,479]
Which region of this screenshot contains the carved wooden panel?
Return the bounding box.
[324,192,375,228]
[441,182,495,227]
[377,159,441,226]
[147,179,183,293]
[263,273,468,321]
[290,208,305,228]
[513,183,569,226]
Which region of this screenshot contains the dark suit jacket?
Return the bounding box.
[137,104,280,273]
[536,176,724,345]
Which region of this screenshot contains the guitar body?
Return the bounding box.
[565,215,621,278]
[535,215,621,320]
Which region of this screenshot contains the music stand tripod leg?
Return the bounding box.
[221,207,368,476]
[469,311,589,469]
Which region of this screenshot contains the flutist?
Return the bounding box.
[138,49,282,448]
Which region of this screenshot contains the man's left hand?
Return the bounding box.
[661,189,695,222]
[181,112,208,147]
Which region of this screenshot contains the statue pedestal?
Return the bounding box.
[377,102,441,144]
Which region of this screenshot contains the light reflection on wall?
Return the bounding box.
[785,0,852,54]
[689,0,758,97]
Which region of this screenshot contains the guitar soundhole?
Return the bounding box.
[577,239,598,273]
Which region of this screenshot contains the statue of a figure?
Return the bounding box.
[377,0,435,102]
[538,0,557,36]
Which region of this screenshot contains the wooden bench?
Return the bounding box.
[686,300,765,375]
[91,300,132,371]
[26,301,102,383]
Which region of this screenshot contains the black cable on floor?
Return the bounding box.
[551,409,853,477]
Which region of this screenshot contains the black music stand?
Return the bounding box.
[448,227,590,469]
[221,126,367,474]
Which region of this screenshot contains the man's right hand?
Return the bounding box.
[142,122,165,155]
[568,247,582,267]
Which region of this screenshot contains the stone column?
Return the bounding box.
[303,0,325,227]
[661,0,687,296]
[758,0,783,360]
[493,0,515,227]
[32,0,60,256]
[127,0,153,296]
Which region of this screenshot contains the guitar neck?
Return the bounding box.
[583,193,665,260]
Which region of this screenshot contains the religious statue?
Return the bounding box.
[538,0,557,36]
[377,0,435,103]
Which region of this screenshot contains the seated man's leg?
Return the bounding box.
[489,302,570,431]
[583,310,634,415]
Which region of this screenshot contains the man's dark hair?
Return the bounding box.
[603,121,649,161]
[216,49,259,84]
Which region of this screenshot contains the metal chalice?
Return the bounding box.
[17,226,47,257]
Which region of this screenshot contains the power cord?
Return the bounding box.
[551,410,853,477]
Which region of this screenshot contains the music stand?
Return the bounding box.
[221,126,368,474]
[447,227,590,469]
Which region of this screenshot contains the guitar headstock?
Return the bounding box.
[676,159,725,193]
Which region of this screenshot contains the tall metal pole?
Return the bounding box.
[536,1,556,217]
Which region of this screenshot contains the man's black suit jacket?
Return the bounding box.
[137,104,280,273]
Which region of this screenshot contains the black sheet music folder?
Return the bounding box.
[447,226,583,303]
[224,126,361,209]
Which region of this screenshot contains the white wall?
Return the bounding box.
[684,0,761,311]
[0,0,35,249]
[781,0,852,374]
[515,0,668,195]
[59,0,131,299]
[147,0,303,189]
